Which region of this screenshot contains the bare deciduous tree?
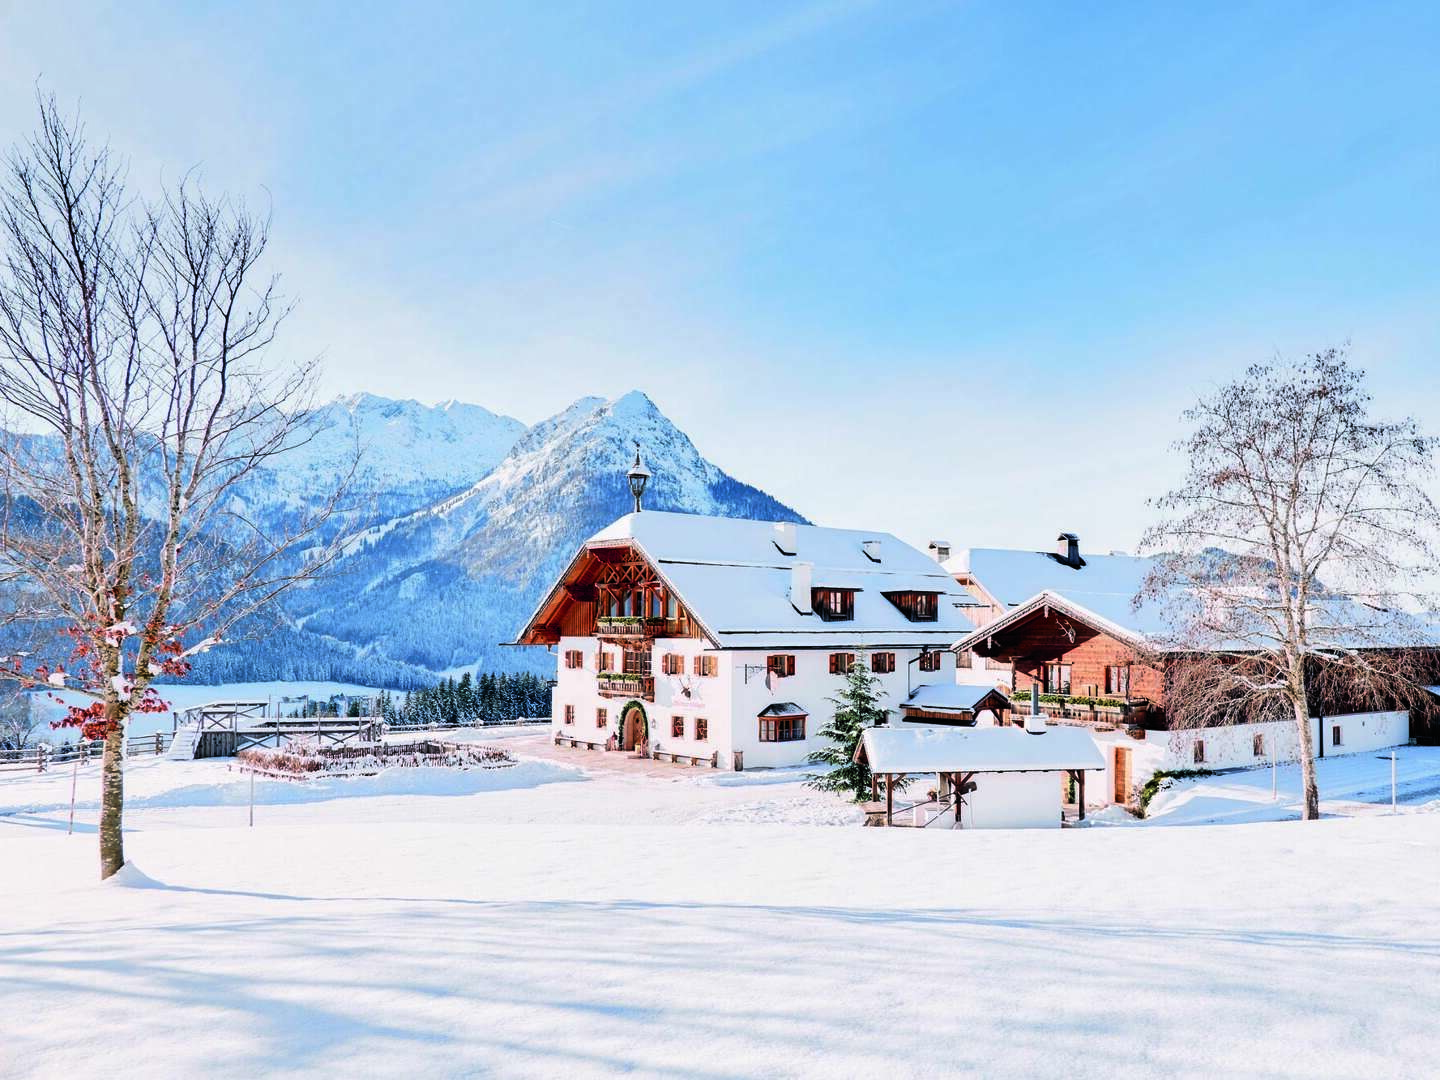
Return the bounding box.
[1140,349,1440,819]
[0,95,352,877]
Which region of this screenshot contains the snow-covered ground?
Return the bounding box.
[2,735,1438,1078]
[1136,745,1440,826]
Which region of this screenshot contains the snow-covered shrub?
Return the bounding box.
[234,739,515,779]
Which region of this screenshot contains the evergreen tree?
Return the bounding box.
[806,652,892,800]
[457,672,477,720]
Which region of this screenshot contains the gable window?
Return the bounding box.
[918,651,942,673]
[661,653,684,675]
[596,708,608,729]
[694,655,717,677]
[564,649,584,670]
[759,715,806,742]
[767,654,796,678]
[696,717,708,741]
[564,704,575,725]
[812,588,856,622]
[871,652,896,674]
[1253,733,1266,757]
[672,715,684,738]
[828,652,856,675]
[1104,664,1130,696]
[623,648,651,676]
[1044,663,1071,695]
[1332,724,1343,747]
[597,651,615,673]
[1193,739,1205,764]
[885,591,938,622]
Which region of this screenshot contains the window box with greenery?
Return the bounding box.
[1006,688,1151,723]
[594,615,658,639]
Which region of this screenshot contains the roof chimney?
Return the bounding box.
[928,540,951,562]
[862,539,882,563]
[1054,532,1084,569]
[773,521,797,556]
[789,561,813,614]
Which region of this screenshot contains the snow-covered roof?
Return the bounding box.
[952,589,1161,654]
[946,546,1156,613]
[583,512,977,649]
[856,723,1105,774]
[903,682,1010,713]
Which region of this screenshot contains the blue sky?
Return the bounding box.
[2,1,1438,553]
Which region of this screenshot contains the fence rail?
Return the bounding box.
[0,731,174,775]
[381,717,551,735]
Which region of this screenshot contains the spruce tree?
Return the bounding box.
[806,652,892,800]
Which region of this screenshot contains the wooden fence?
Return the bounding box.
[0,731,174,775]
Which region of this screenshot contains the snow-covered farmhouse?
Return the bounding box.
[515,505,977,769]
[942,533,1419,806]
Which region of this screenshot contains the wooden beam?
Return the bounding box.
[886,773,894,827]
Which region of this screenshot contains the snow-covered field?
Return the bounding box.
[3,735,1439,1078]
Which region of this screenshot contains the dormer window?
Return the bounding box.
[885,591,939,622]
[812,588,855,622]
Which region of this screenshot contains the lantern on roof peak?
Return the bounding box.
[627,441,651,513]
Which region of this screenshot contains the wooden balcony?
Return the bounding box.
[597,674,655,701]
[1008,694,1155,728]
[593,616,669,641]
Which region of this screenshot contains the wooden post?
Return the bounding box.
[1078,770,1086,821]
[885,773,893,826]
[68,753,79,835]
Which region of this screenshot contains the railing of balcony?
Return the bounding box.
[597,673,655,701]
[593,616,671,640]
[1007,692,1153,726]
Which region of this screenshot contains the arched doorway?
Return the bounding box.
[620,702,648,753]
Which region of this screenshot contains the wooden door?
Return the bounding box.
[1113,747,1131,804]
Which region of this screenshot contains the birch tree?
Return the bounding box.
[1140,349,1440,819]
[0,96,352,877]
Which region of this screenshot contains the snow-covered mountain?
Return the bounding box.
[230,393,527,528]
[0,389,803,685]
[287,391,806,674]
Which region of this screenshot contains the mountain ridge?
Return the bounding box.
[267,389,807,679]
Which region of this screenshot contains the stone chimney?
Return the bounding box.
[928,540,951,562]
[789,561,813,614]
[773,521,797,556]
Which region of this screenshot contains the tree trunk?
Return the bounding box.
[1291,692,1320,821]
[99,704,125,879]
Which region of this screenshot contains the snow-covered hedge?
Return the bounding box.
[235,739,515,779]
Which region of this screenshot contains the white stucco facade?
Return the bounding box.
[552,636,958,769]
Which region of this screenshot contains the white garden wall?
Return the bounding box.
[1080,710,1410,807]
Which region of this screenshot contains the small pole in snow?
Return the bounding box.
[249,770,255,828]
[1391,751,1397,813]
[68,752,79,835]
